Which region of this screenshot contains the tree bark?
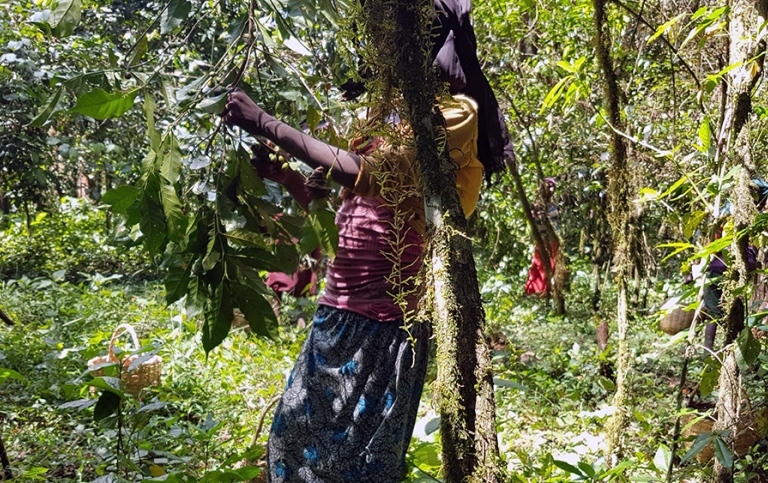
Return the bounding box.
[712,0,767,479]
[374,1,503,481]
[592,0,633,464]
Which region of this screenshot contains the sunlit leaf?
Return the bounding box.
[71,88,138,119]
[161,0,192,34]
[49,0,81,38]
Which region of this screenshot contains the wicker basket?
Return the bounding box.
[681,406,768,464]
[87,324,162,397]
[660,308,695,335]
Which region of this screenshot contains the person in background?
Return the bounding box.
[525,177,560,296]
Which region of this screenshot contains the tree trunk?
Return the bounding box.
[366,0,503,481]
[712,0,767,479]
[592,0,634,464]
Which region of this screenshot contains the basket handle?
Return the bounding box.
[108,324,141,361]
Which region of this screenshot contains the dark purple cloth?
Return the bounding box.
[707,246,756,274]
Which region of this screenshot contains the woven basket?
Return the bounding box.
[660,308,695,335]
[681,406,768,464]
[87,324,162,397]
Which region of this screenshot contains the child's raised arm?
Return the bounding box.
[223,90,361,188]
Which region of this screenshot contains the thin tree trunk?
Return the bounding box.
[592,0,634,464]
[712,0,767,479]
[379,1,502,481]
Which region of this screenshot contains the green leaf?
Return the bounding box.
[683,210,707,239]
[49,0,81,38]
[161,0,192,34]
[552,459,584,477]
[71,88,138,119]
[0,368,24,385]
[698,116,711,151]
[129,34,148,66]
[235,246,298,274]
[713,435,733,468]
[647,13,685,44]
[94,390,121,421]
[103,185,141,213]
[239,151,266,197]
[736,326,761,368]
[225,229,266,248]
[700,358,719,396]
[166,261,193,305]
[160,180,187,243]
[144,94,161,154]
[231,282,279,339]
[540,76,573,114]
[29,88,63,127]
[197,93,227,114]
[140,193,168,255]
[653,444,671,472]
[308,209,338,261]
[681,432,715,462]
[202,280,234,353]
[160,134,183,183]
[186,275,207,317]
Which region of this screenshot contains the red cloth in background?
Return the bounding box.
[265,247,321,298]
[525,242,558,296]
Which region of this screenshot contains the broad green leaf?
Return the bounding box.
[160,134,183,183]
[202,280,234,353]
[231,282,278,339]
[552,459,584,477]
[0,368,23,385]
[653,444,671,472]
[186,275,207,317]
[235,246,298,274]
[144,94,161,153]
[239,156,266,198]
[658,175,688,200]
[129,35,148,66]
[225,229,266,247]
[160,180,187,243]
[165,261,193,305]
[202,229,222,272]
[309,209,338,261]
[306,105,320,132]
[49,0,81,38]
[577,462,595,478]
[94,390,121,421]
[103,185,141,213]
[713,435,733,468]
[683,210,707,239]
[29,88,63,127]
[681,432,714,462]
[71,88,138,119]
[540,76,573,114]
[647,13,685,44]
[698,117,711,151]
[161,0,192,34]
[736,326,761,368]
[700,236,733,257]
[140,193,168,256]
[493,378,527,390]
[658,242,694,262]
[700,358,719,396]
[197,93,227,114]
[555,60,576,73]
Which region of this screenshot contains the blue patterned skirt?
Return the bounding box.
[267,305,430,482]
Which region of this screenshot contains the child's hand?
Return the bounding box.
[251,143,290,184]
[221,89,267,135]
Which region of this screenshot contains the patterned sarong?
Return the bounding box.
[267,305,430,482]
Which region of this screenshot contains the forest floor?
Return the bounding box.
[1,264,766,482]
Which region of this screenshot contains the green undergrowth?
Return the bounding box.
[2,261,768,482]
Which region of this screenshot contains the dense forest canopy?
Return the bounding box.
[3,0,768,481]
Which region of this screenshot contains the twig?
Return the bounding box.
[0,309,13,327]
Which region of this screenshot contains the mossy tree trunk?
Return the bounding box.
[592,0,634,463]
[361,0,502,481]
[712,0,767,479]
